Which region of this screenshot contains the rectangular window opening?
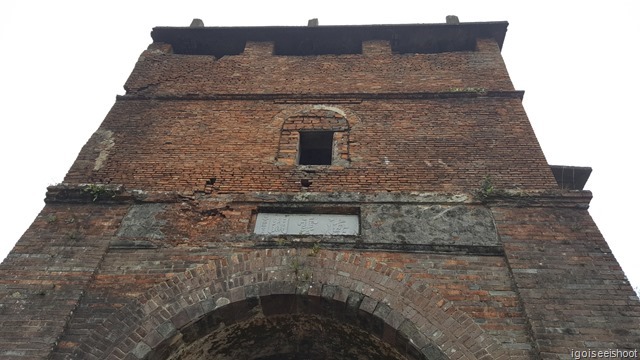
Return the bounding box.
[298,131,333,165]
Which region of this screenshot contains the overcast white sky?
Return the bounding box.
[1,1,638,292]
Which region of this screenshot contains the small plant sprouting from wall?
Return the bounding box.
[83,184,116,202]
[310,241,321,256]
[300,269,312,282]
[290,257,302,278]
[476,175,495,201]
[288,256,313,283]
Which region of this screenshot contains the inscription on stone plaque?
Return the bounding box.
[254,213,359,235]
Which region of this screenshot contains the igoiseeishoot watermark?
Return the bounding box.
[571,349,638,359]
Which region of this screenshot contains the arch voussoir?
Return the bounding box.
[73,249,510,359]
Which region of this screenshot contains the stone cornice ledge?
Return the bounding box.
[45,185,590,208]
[481,189,592,209]
[115,90,525,102]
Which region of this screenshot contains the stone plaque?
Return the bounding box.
[254,213,359,235]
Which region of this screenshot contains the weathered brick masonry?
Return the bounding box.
[1,20,638,359]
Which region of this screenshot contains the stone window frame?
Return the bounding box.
[274,105,356,167]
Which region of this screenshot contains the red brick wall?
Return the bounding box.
[494,206,640,356]
[0,204,128,358]
[53,247,531,359]
[65,38,554,195]
[64,96,556,193]
[124,39,515,96]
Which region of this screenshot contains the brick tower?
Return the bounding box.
[1,18,638,359]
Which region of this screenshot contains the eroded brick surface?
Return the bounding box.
[494,207,640,355]
[64,97,556,194]
[0,204,128,359]
[124,39,514,96]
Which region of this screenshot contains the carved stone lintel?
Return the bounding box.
[255,213,359,235]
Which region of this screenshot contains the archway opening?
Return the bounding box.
[150,294,428,360]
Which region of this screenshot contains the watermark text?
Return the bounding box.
[571,349,638,359]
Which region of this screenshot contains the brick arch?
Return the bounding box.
[272,105,360,166]
[72,249,508,359]
[271,104,361,129]
[151,294,426,359]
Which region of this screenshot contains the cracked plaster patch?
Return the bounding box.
[117,204,166,239]
[93,129,115,171]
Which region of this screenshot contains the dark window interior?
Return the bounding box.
[299,131,333,165]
